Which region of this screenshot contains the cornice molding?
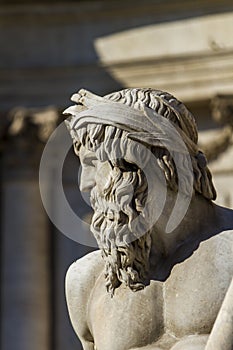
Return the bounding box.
[100,50,233,102]
[94,11,233,102]
[1,49,233,112]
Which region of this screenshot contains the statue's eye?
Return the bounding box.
[82,156,97,168]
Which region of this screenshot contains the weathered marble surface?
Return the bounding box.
[65,88,233,350]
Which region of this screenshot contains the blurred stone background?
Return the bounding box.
[0,1,233,349]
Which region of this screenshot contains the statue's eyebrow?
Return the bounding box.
[79,147,98,166]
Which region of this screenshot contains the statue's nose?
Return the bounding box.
[79,167,96,192]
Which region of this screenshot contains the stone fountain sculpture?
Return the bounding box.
[64,88,233,350]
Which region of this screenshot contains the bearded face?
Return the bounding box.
[79,145,152,295]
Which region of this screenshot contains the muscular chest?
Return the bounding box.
[88,276,164,350]
[88,232,233,350]
[164,231,233,336]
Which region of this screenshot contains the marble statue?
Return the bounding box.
[64,88,233,350]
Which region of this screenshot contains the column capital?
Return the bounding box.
[211,94,233,126]
[201,95,233,163]
[1,106,62,178]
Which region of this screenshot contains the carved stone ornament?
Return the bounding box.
[8,106,60,142]
[200,95,233,163]
[1,106,60,172]
[64,88,233,350]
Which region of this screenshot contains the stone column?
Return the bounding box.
[0,107,59,350]
[1,179,50,350]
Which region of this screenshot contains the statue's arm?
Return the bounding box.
[65,250,104,350]
[204,276,233,350]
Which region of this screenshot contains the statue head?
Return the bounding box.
[65,88,216,295]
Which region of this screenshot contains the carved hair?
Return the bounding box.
[71,88,216,200]
[90,168,151,295]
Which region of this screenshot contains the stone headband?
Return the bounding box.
[64,89,199,158]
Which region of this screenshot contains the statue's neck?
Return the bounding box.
[149,195,233,281]
[149,193,229,276]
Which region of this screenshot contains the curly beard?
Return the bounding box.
[90,168,152,296]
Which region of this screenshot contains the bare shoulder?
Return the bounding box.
[218,228,233,242]
[65,250,104,307]
[207,228,233,258]
[66,250,104,289]
[65,250,104,346]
